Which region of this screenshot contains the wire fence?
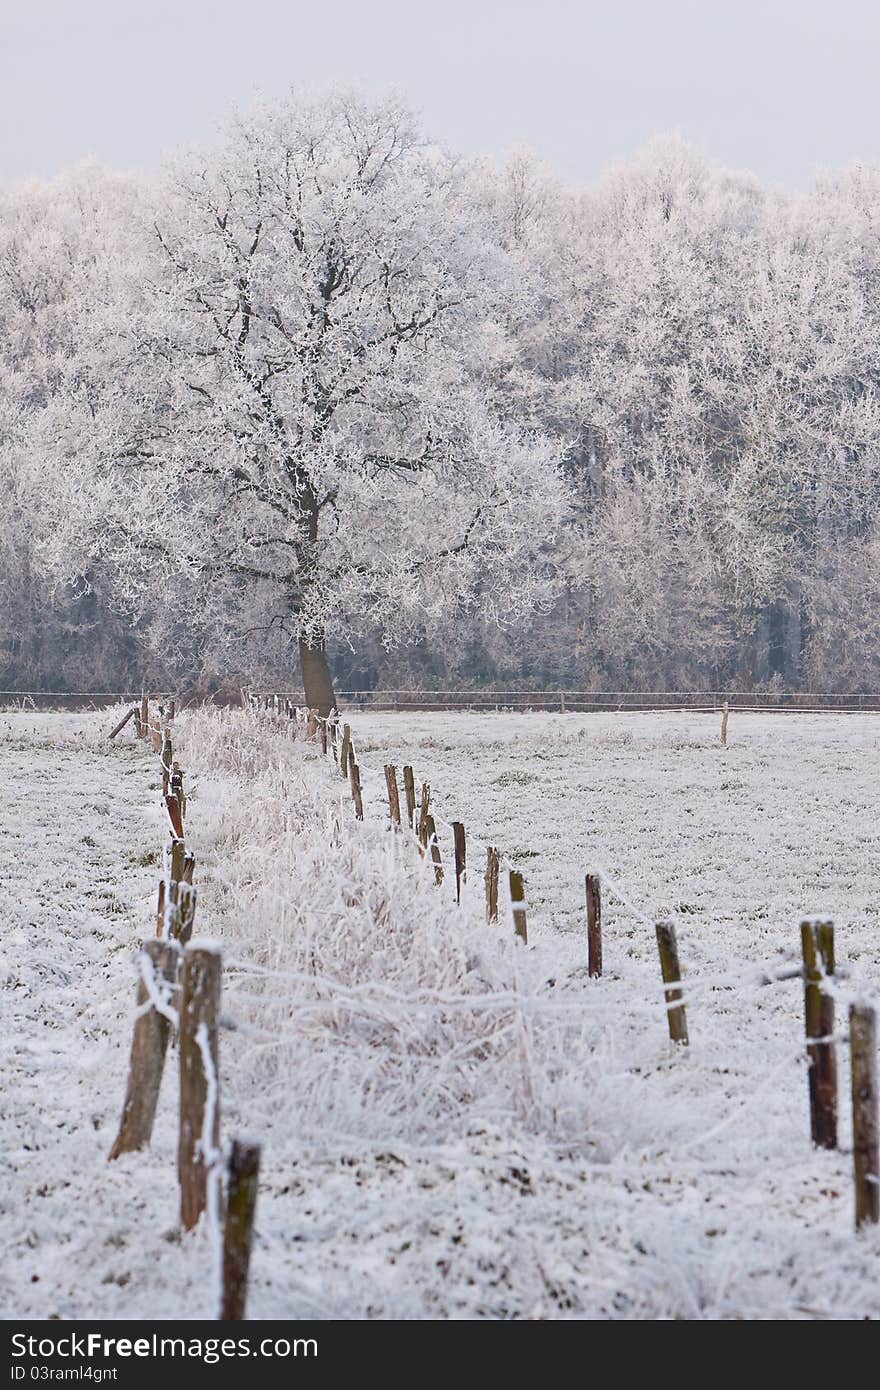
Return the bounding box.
[7,687,880,714]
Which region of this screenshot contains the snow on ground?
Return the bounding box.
[2,707,879,1319]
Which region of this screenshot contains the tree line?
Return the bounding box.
[3,91,880,705]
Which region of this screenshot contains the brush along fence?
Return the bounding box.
[241,685,880,1233]
[107,697,262,1317]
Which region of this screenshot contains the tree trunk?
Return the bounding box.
[299,636,337,715]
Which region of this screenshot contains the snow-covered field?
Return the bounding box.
[2,707,879,1320]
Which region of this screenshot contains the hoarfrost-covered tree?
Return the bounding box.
[63,91,563,710]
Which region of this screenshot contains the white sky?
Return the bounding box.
[2,0,880,189]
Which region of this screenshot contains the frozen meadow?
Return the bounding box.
[2,707,879,1319]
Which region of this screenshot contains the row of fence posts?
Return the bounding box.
[247,688,879,1233]
[109,696,261,1318]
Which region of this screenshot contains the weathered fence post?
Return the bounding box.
[349,757,364,821]
[179,942,222,1231]
[109,706,137,740]
[109,941,180,1160]
[165,794,184,840]
[509,870,527,943]
[585,874,602,978]
[140,693,149,740]
[655,920,688,1045]
[162,730,173,794]
[850,1003,879,1229]
[170,763,186,820]
[169,837,186,889]
[220,1139,262,1321]
[721,700,729,747]
[424,815,443,885]
[320,718,328,755]
[801,919,837,1149]
[452,822,466,903]
[340,724,352,778]
[402,766,416,831]
[485,846,500,923]
[168,882,197,944]
[384,765,401,827]
[307,708,318,741]
[418,783,431,849]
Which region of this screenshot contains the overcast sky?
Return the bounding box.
[2,0,879,190]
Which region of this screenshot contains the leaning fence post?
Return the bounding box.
[485,847,500,923]
[109,940,180,1160]
[384,765,401,827]
[801,919,837,1149]
[655,920,688,1045]
[850,1003,879,1229]
[509,870,527,943]
[178,942,222,1231]
[220,1139,262,1321]
[452,822,466,903]
[585,874,602,978]
[109,706,137,740]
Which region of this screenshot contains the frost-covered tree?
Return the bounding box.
[60,91,563,710]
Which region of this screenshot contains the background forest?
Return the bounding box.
[3,92,880,698]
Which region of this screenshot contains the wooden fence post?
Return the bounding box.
[170,763,186,820]
[418,783,431,849]
[140,693,149,740]
[384,765,401,827]
[424,815,443,885]
[402,766,416,830]
[801,919,837,1149]
[109,940,180,1160]
[586,874,602,978]
[452,822,466,903]
[162,731,173,794]
[220,1139,262,1320]
[850,1003,879,1229]
[169,837,186,889]
[655,921,688,1045]
[349,758,364,821]
[179,943,222,1231]
[168,882,197,945]
[509,870,527,943]
[340,724,352,778]
[485,847,500,923]
[320,718,328,755]
[307,708,318,741]
[109,706,137,740]
[721,700,729,746]
[165,794,184,840]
